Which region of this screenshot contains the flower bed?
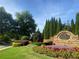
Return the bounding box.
[33,45,79,59]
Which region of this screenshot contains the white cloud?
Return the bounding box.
[0,0,22,19]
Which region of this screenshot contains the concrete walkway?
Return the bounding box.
[0,46,11,51]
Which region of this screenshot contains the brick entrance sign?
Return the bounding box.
[53,31,79,47]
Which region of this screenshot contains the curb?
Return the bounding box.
[0,46,12,51]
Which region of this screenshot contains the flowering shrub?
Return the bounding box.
[33,46,79,59]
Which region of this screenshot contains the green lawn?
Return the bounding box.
[0,44,56,59]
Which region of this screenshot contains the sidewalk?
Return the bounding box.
[0,46,12,51]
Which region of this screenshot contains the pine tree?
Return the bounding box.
[50,18,54,36]
[75,13,79,34]
[56,20,59,33]
[55,19,58,34]
[52,18,56,35]
[57,18,62,33]
[63,20,71,31]
[43,20,50,39]
[43,20,47,39]
[59,18,62,31]
[71,19,75,34]
[47,20,50,39]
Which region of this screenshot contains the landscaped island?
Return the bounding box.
[0,1,79,59]
[0,44,55,59]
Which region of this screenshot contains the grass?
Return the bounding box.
[0,44,56,59]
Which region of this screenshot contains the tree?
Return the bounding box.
[16,11,36,36]
[49,18,54,36]
[62,20,71,31]
[0,7,14,34]
[59,18,62,31]
[32,29,43,42]
[36,29,43,42]
[56,18,62,33]
[55,19,58,34]
[52,18,56,35]
[75,13,79,34]
[78,30,79,40]
[49,17,57,36]
[71,19,75,34]
[43,20,50,39]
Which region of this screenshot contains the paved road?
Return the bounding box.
[0,45,8,49]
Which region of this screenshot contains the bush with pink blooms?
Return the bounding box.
[33,46,79,59]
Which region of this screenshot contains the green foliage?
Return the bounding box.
[32,33,38,42]
[1,6,79,43]
[13,40,29,46]
[32,41,52,46]
[21,36,29,40]
[32,42,42,46]
[16,11,36,36]
[0,7,37,43]
[0,35,3,39]
[0,34,11,42]
[33,35,37,42]
[43,15,79,40]
[56,18,62,33]
[0,7,15,34]
[3,34,11,42]
[72,52,79,59]
[32,29,43,42]
[71,19,75,34]
[43,20,50,39]
[0,45,53,59]
[43,18,62,39]
[49,18,55,36]
[5,32,21,40]
[33,46,79,59]
[33,46,59,57]
[49,18,53,36]
[75,13,79,34]
[43,41,52,45]
[61,51,72,59]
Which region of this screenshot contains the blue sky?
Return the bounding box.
[0,0,79,32]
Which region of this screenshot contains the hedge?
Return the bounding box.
[12,42,21,47]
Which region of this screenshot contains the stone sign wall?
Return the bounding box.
[52,31,79,47]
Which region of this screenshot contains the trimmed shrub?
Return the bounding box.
[12,42,21,47]
[21,36,29,40]
[32,42,42,46]
[13,40,29,46]
[43,41,52,45]
[20,40,29,46]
